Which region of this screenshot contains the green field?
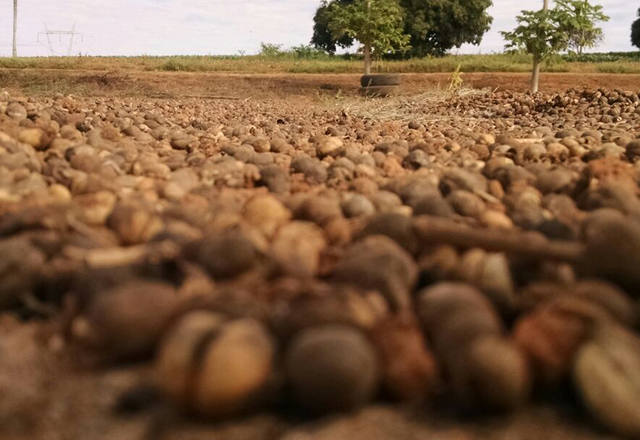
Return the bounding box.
[1,52,640,74]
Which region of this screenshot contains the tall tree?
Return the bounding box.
[632,8,640,49]
[13,0,18,57]
[312,0,493,57]
[555,0,609,55]
[325,0,410,74]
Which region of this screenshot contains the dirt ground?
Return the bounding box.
[2,69,640,440]
[3,69,640,98]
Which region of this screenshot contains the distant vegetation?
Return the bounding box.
[561,51,640,62]
[1,51,640,75]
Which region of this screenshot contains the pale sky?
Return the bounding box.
[0,1,634,57]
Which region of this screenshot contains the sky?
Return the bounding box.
[0,1,634,57]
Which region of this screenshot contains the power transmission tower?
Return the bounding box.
[12,0,17,57]
[37,24,83,56]
[38,23,84,56]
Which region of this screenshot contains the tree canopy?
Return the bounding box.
[501,8,568,65]
[312,0,493,57]
[632,8,640,49]
[402,0,493,57]
[312,0,355,54]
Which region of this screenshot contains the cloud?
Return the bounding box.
[0,0,635,57]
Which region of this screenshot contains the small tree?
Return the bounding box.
[503,0,610,92]
[632,8,640,49]
[556,0,609,55]
[501,2,568,93]
[326,0,410,74]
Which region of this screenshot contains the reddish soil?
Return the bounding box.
[2,69,640,98]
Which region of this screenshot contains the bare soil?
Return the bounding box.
[3,69,640,98]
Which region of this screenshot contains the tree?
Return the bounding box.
[312,0,493,57]
[502,0,568,93]
[502,0,609,92]
[555,0,609,55]
[632,8,640,49]
[13,0,18,57]
[325,0,410,74]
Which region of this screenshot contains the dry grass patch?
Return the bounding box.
[329,87,489,124]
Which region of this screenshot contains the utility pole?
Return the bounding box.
[12,0,18,57]
[364,0,371,75]
[531,0,550,93]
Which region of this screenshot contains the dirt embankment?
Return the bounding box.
[2,69,640,98]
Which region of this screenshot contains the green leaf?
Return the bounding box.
[326,0,411,57]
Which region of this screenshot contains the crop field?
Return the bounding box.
[2,57,640,440]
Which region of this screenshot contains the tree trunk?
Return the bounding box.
[363,0,372,74]
[364,42,372,75]
[531,56,541,93]
[530,0,549,93]
[12,0,18,57]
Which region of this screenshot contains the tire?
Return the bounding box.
[360,74,401,87]
[360,85,398,98]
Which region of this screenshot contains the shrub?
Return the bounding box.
[259,43,285,58]
[291,44,327,59]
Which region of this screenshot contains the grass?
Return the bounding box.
[1,52,640,74]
